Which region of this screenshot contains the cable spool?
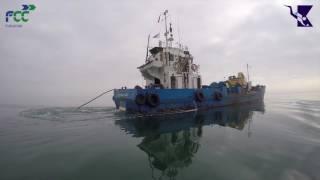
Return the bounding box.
[195,90,204,102]
[147,94,160,107]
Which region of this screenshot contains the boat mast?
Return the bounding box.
[164,10,168,48]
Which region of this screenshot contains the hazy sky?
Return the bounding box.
[1,0,319,106]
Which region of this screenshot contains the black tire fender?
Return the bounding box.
[147,93,160,107]
[195,90,204,102]
[135,94,146,105]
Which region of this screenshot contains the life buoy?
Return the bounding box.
[135,94,146,105]
[147,94,160,107]
[214,92,223,101]
[191,64,197,71]
[195,90,204,102]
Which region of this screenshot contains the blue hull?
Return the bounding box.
[112,86,265,114]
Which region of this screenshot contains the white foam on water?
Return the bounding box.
[20,107,117,122]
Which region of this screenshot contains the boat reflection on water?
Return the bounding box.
[115,102,265,179]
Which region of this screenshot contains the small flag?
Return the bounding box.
[153,33,160,38]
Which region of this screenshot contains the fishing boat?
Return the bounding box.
[112,10,265,114]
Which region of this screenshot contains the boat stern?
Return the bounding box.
[112,88,138,111]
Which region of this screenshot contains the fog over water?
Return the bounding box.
[0,0,319,106]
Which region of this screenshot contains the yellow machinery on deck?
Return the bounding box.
[226,72,247,87]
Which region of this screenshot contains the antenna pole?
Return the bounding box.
[177,16,182,49]
[145,34,150,63]
[164,10,168,48]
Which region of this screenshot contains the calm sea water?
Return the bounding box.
[1,93,320,180]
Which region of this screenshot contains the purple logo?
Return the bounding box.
[285,5,313,27]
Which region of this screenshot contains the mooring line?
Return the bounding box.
[76,89,114,109]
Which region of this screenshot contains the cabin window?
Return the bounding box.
[197,77,201,89]
[154,78,160,85]
[171,75,176,88]
[169,53,174,61]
